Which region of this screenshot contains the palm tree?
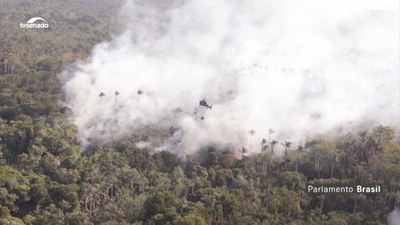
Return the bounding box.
[282,141,292,156]
[270,140,278,154]
[137,89,144,101]
[114,91,120,102]
[99,92,106,105]
[261,138,268,152]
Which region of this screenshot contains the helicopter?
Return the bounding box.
[199,98,212,109]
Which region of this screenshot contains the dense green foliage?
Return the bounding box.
[0,1,399,224]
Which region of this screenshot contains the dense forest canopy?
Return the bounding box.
[0,0,399,225]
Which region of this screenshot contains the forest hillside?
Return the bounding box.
[0,1,399,225]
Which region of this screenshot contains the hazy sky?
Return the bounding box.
[60,0,399,154]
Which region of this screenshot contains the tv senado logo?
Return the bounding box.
[20,17,49,29]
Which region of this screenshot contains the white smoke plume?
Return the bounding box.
[60,0,399,154]
[388,208,400,225]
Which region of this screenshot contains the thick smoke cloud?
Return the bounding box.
[60,0,399,154]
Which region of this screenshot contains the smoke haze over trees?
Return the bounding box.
[61,0,399,153]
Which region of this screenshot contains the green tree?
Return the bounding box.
[173,214,206,225]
